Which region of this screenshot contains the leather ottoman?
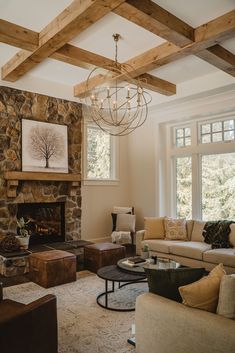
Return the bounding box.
[84,242,126,273]
[29,250,76,288]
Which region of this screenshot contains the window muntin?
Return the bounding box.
[200,119,235,144]
[86,125,112,180]
[201,153,235,221]
[176,157,192,219]
[175,127,191,147]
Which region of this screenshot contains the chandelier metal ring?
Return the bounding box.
[81,34,152,136]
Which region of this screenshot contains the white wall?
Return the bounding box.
[81,136,131,241]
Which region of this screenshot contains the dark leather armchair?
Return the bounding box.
[0,282,58,353]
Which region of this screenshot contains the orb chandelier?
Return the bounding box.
[82,34,152,136]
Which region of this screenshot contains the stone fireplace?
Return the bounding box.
[0,86,82,241]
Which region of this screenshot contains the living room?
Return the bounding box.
[0,1,235,352]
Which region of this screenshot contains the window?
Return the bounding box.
[201,153,235,221]
[167,116,235,220]
[200,119,235,144]
[176,157,192,219]
[175,127,191,147]
[84,124,118,183]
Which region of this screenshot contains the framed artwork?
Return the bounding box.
[22,119,68,173]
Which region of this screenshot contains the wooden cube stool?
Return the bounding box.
[84,242,126,273]
[29,250,76,288]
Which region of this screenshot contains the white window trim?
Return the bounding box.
[82,121,119,186]
[198,116,235,145]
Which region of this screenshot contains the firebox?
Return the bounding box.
[17,202,65,245]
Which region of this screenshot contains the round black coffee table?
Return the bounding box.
[96,264,146,312]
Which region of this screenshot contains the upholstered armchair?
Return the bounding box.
[0,282,58,353]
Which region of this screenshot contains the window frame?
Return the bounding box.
[166,115,235,220]
[83,122,119,186]
[199,117,235,145]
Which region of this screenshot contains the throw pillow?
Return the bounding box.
[186,220,194,240]
[191,220,206,242]
[203,221,233,249]
[229,224,235,247]
[179,263,226,313]
[144,217,165,240]
[111,212,131,231]
[217,274,235,319]
[164,217,187,240]
[145,266,205,302]
[116,214,136,233]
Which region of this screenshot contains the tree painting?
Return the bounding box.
[29,125,64,168]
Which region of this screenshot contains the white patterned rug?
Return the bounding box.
[4,271,148,353]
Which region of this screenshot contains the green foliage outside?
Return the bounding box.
[176,153,235,221]
[87,127,111,179]
[202,153,235,220]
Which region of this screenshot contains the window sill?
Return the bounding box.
[83,179,119,186]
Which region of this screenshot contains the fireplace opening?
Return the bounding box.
[17,202,65,245]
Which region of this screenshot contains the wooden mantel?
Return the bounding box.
[4,171,81,198]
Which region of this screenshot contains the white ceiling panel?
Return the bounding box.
[0,0,73,31]
[150,56,218,84]
[29,58,89,85]
[153,0,235,28]
[70,12,165,62]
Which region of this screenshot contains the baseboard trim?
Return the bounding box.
[89,236,112,243]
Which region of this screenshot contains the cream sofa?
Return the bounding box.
[135,292,235,353]
[136,220,235,274]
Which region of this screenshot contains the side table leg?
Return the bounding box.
[105,279,108,308]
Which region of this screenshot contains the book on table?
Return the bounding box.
[121,257,147,267]
[128,256,147,264]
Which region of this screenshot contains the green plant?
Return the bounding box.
[143,244,149,252]
[16,217,30,237]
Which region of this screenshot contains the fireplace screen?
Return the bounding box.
[17,202,65,245]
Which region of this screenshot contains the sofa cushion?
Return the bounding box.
[144,217,165,240]
[164,217,187,240]
[169,241,211,260]
[217,274,235,319]
[142,239,184,254]
[229,224,235,247]
[179,263,225,313]
[191,220,206,242]
[203,248,235,268]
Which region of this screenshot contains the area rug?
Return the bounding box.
[4,271,148,353]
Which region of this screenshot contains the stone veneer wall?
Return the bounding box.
[0,86,82,240]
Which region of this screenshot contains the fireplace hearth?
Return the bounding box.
[17,202,65,245]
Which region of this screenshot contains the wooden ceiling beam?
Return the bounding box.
[0,19,39,51]
[113,0,194,47]
[51,44,116,71]
[74,70,176,97]
[1,0,126,82]
[196,45,235,77]
[74,9,235,97]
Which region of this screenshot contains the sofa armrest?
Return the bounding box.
[0,294,58,353]
[136,293,235,353]
[136,230,145,255]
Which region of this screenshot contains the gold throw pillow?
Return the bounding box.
[179,263,226,313]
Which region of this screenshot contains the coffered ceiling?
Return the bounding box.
[0,0,234,107]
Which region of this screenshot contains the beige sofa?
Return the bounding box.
[136,220,235,274]
[135,292,235,353]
